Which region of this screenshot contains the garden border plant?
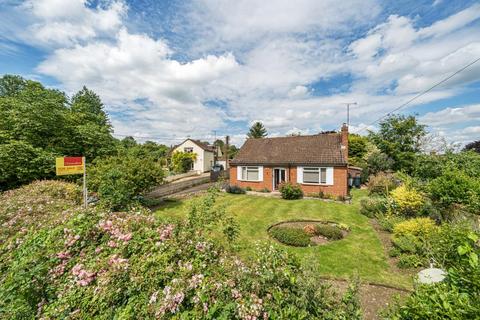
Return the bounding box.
[267,219,349,247]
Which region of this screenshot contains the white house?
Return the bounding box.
[173,139,220,173]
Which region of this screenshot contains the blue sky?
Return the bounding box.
[0,0,479,147]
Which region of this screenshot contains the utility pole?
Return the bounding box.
[213,130,217,165]
[342,102,357,127]
[225,135,229,170]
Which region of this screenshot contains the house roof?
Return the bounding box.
[173,139,215,152]
[231,134,347,166]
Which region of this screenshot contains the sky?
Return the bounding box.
[0,0,479,147]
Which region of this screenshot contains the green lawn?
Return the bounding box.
[155,189,413,289]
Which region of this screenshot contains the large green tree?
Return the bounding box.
[67,86,116,159]
[369,114,426,173]
[0,75,116,190]
[247,121,268,139]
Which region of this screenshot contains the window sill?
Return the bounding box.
[301,182,332,186]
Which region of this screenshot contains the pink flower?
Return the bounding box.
[56,251,71,260]
[195,242,207,252]
[72,264,83,276]
[149,291,158,304]
[108,254,129,269]
[158,224,175,241]
[118,232,132,242]
[107,240,118,248]
[71,263,96,286]
[99,220,114,232]
[188,274,204,289]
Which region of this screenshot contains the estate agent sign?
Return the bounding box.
[56,156,87,208]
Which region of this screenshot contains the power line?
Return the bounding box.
[112,133,215,141]
[354,56,480,134]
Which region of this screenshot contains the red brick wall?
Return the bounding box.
[229,165,348,196]
[229,166,274,191]
[289,166,348,197]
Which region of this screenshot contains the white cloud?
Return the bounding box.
[461,126,480,134]
[288,85,309,98]
[185,0,381,50]
[419,3,480,38]
[5,0,479,146]
[348,5,480,97]
[420,104,480,126]
[21,0,126,46]
[26,0,238,142]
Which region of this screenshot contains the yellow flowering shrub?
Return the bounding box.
[393,217,437,238]
[390,185,424,216]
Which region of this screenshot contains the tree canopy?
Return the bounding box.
[369,114,427,173]
[464,140,480,153]
[0,75,116,190]
[247,121,268,139]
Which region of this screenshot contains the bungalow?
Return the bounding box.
[229,124,349,197]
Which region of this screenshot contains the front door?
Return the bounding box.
[273,168,286,190]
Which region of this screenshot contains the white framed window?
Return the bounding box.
[237,166,263,181]
[184,147,193,153]
[298,167,333,185]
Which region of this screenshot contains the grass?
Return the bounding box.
[155,189,413,289]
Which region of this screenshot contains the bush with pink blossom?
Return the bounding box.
[0,181,361,319]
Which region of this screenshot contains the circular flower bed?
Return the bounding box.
[268,220,349,247]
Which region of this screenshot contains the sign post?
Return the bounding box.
[56,157,87,209]
[83,157,87,209]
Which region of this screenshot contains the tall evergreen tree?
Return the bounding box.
[247,121,268,139]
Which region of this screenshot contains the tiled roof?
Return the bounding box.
[231,134,347,166]
[172,139,215,152]
[191,140,215,152]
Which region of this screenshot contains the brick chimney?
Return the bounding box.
[341,123,348,162]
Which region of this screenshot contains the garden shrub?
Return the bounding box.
[388,247,401,258]
[0,180,81,242]
[170,151,197,173]
[279,182,303,200]
[315,224,343,240]
[226,185,246,194]
[88,154,164,210]
[0,140,56,190]
[427,222,480,270]
[337,223,350,231]
[0,182,362,319]
[393,217,437,238]
[397,254,424,269]
[385,225,480,319]
[245,186,252,191]
[428,170,480,214]
[367,172,398,195]
[391,234,422,254]
[303,224,316,236]
[259,187,271,193]
[375,213,406,232]
[390,185,425,217]
[269,226,312,246]
[359,196,387,218]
